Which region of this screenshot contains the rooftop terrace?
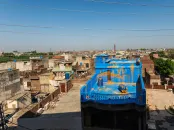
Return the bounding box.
[80,54,146,106]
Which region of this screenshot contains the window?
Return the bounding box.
[82,56,86,60]
[86,63,89,68]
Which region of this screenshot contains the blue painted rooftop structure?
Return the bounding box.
[80,54,146,106]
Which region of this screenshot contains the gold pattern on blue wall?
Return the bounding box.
[97,71,124,79]
[130,64,134,83]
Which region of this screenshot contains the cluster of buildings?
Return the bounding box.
[0,52,94,126]
[0,47,173,129]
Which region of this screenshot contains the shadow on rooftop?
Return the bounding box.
[5,108,174,130]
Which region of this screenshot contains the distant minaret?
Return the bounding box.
[114,44,116,53]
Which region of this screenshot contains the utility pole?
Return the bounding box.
[0,103,7,130]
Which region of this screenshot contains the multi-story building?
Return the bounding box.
[0,69,21,102]
[30,56,48,72]
[76,55,93,70]
[39,73,57,93]
[29,76,40,94]
[52,61,73,80]
[141,56,154,77]
[61,53,72,61]
[48,55,65,69]
[75,55,94,75]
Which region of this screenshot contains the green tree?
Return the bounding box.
[3,53,15,57]
[168,49,174,59]
[158,51,166,57]
[154,58,174,76]
[149,52,156,60]
[140,48,146,51]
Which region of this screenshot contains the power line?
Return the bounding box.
[1,30,174,37]
[1,23,174,32]
[0,30,43,34]
[1,2,174,16]
[0,23,63,29]
[86,0,174,8]
[119,34,174,37]
[0,30,99,36]
[84,28,174,31]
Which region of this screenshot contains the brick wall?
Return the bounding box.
[153,85,165,89]
[31,79,40,92]
[67,80,73,92]
[145,85,152,89]
[167,85,174,89]
[146,84,174,89]
[59,80,73,93]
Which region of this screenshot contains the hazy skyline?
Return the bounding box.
[0,0,174,51]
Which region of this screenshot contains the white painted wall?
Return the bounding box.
[150,79,161,85]
[48,59,55,68]
[0,62,16,70]
[23,81,30,91]
[16,61,32,71]
[61,54,72,61]
[7,100,19,109]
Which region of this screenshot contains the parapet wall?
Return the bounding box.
[146,85,174,89]
[20,88,61,118]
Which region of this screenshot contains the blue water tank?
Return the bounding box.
[65,73,70,79]
[118,84,127,93]
[80,62,83,66]
[97,77,103,87]
[136,58,140,65]
[8,68,12,71]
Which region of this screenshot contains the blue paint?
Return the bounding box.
[65,73,70,79]
[80,54,146,106]
[118,84,127,93]
[8,68,12,71]
[97,77,103,87]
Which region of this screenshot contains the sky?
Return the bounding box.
[0,0,174,52]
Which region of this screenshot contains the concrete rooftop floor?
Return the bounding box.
[147,89,174,130]
[8,84,174,130]
[39,82,84,130]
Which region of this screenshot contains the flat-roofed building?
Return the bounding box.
[0,69,21,102]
